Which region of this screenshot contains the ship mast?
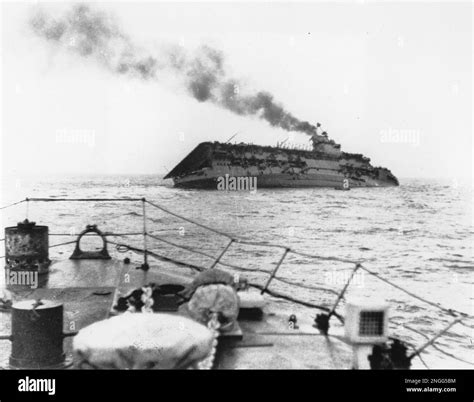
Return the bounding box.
[225,132,239,143]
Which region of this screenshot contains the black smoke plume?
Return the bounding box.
[30,4,318,136]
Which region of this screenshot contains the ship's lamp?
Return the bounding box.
[344,297,390,369]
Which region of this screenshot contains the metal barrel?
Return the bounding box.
[9,299,66,368]
[5,219,50,273]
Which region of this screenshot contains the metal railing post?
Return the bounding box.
[209,239,234,269]
[328,263,361,318]
[141,198,149,270]
[261,248,289,295]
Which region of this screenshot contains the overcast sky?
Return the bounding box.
[1,1,472,180]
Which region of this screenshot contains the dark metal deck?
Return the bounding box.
[0,258,352,369]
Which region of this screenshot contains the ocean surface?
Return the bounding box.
[1,175,473,368]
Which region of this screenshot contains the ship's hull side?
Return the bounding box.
[173,171,393,189]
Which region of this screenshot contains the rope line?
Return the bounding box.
[49,233,143,237]
[146,233,340,295]
[248,284,344,322]
[417,354,430,369]
[108,241,205,272]
[147,233,218,260]
[0,199,26,210]
[359,265,467,318]
[146,199,232,238]
[457,320,473,328]
[26,197,143,202]
[396,322,474,366]
[49,240,78,248]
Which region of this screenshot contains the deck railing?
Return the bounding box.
[0,197,472,368]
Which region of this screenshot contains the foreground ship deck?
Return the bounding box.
[0,197,471,370]
[0,258,353,369]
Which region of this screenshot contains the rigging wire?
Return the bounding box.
[146,232,340,295]
[399,322,474,366]
[0,199,26,210]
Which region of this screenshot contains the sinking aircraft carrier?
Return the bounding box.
[165,132,399,189]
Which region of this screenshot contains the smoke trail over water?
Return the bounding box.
[30,4,319,136]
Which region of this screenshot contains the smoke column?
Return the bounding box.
[30,4,319,136]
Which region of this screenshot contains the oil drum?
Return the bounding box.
[5,219,50,273]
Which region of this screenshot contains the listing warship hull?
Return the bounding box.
[165,135,398,189]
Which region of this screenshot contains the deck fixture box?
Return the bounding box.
[344,297,389,345]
